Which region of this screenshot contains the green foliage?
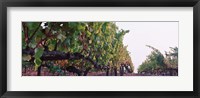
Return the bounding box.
[34,47,44,58]
[138,46,178,73]
[34,58,42,70]
[33,47,44,69]
[22,22,134,73]
[164,47,178,68]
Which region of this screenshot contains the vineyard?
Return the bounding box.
[22,22,178,76]
[22,22,134,76]
[138,45,178,76]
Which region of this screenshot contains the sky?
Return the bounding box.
[116,22,178,73]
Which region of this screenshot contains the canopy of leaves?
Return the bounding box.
[164,47,178,68]
[138,45,178,73]
[22,22,134,73]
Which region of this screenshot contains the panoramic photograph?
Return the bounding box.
[22,22,178,76]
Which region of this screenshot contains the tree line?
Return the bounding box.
[138,45,178,76]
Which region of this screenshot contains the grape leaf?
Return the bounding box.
[34,58,42,70]
[34,47,44,58]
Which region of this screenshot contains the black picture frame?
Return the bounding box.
[0,0,199,98]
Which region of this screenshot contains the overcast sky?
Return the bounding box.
[116,22,178,73]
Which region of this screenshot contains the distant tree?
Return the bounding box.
[138,45,165,73]
[138,46,178,75]
[164,47,178,68]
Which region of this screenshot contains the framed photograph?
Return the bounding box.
[0,0,199,98]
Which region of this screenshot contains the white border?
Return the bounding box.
[7,7,193,91]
